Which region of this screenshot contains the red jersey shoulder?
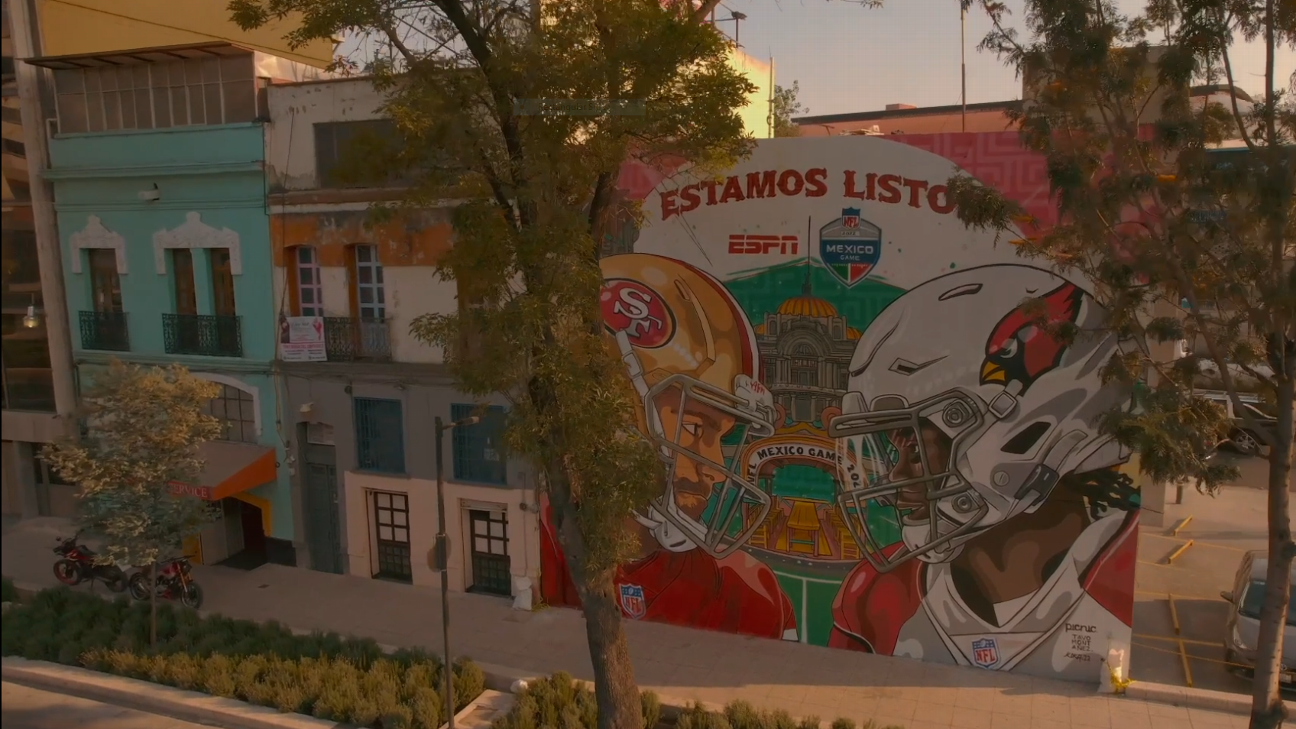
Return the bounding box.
[829,546,925,654]
[1080,511,1139,627]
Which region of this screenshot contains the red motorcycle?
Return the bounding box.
[128,557,203,609]
[52,533,128,592]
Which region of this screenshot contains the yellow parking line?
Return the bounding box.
[1168,594,1182,635]
[1135,589,1226,602]
[1171,516,1193,536]
[1178,638,1195,687]
[1167,540,1195,564]
[1141,533,1249,551]
[1134,633,1219,647]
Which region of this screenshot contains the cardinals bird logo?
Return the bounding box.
[980,282,1084,395]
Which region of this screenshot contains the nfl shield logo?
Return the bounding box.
[819,208,882,288]
[618,584,647,620]
[971,638,1000,669]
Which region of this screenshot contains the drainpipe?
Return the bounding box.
[10,0,77,433]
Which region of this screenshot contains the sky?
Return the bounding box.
[723,0,1294,117]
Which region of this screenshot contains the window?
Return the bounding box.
[87,249,122,312]
[206,384,257,443]
[353,245,385,320]
[468,509,511,596]
[314,119,403,188]
[762,358,778,384]
[452,404,507,485]
[171,249,197,314]
[53,55,256,134]
[293,247,323,317]
[209,248,236,316]
[354,398,405,474]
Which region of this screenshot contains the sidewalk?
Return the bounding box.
[1,518,1254,729]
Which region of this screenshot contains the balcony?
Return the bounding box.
[323,317,392,361]
[162,314,243,358]
[78,310,130,352]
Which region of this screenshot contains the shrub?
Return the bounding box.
[830,719,855,729]
[6,586,483,729]
[1,576,18,604]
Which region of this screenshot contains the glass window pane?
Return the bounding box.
[169,62,187,87]
[378,526,392,541]
[152,88,171,128]
[490,522,503,537]
[376,287,385,305]
[300,288,315,304]
[170,88,187,125]
[222,81,256,123]
[201,58,221,83]
[359,288,373,304]
[356,245,371,263]
[118,90,136,128]
[85,92,105,131]
[393,511,407,526]
[188,87,205,125]
[99,69,117,91]
[204,84,223,124]
[151,65,169,88]
[57,94,87,133]
[474,537,487,552]
[114,67,133,91]
[394,494,406,508]
[134,89,153,128]
[393,527,407,542]
[133,66,151,90]
[219,54,254,80]
[377,493,390,507]
[297,247,314,264]
[375,265,384,284]
[185,59,204,85]
[490,541,505,555]
[54,69,83,93]
[299,267,314,285]
[84,69,101,93]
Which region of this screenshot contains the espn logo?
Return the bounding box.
[728,234,800,255]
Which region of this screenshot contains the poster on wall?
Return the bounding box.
[279,316,326,362]
[540,133,1144,683]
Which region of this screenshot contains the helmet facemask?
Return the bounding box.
[829,389,991,572]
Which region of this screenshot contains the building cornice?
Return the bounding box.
[76,351,274,374]
[43,161,264,181]
[278,360,456,385]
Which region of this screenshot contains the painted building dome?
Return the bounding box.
[777,295,839,318]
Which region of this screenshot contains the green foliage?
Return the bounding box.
[951,0,1296,493]
[1,576,17,604]
[1,586,482,729]
[42,360,222,571]
[771,81,807,137]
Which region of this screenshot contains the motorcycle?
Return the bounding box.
[52,533,127,592]
[128,557,203,610]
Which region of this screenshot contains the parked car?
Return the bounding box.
[1221,550,1295,690]
[1195,389,1279,457]
[1198,357,1275,385]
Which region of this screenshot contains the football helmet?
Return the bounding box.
[827,264,1141,572]
[599,253,777,559]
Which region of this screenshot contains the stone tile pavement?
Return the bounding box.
[1,518,1257,729]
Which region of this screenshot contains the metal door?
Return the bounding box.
[302,442,344,574]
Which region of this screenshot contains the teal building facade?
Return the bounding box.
[39,45,298,567]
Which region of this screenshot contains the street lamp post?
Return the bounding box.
[433,414,479,729]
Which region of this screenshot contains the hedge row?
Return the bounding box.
[1,586,483,729]
[494,673,905,729]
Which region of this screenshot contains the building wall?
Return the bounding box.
[280,373,540,592]
[541,133,1145,683]
[729,50,773,139]
[47,120,298,547]
[36,0,334,69]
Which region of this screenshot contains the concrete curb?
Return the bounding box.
[1,657,345,729]
[1123,680,1296,716]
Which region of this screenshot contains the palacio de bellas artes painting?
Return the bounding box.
[539,133,1146,682]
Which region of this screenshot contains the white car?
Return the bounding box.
[1222,551,1296,691]
[1198,357,1275,385]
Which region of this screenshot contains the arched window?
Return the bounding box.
[206,384,257,443]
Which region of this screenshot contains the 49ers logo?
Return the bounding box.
[600,279,675,348]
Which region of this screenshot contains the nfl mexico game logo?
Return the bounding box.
[971,638,1000,669]
[618,584,647,620]
[819,208,882,288]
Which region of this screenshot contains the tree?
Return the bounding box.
[226,1,773,727]
[42,359,221,645]
[949,2,1294,727]
[771,81,806,137]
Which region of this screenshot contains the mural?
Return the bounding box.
[539,134,1143,681]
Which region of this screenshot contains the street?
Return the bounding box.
[0,682,223,729]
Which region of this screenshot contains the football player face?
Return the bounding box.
[655,386,736,520]
[884,421,952,524]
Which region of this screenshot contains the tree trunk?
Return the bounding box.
[149,561,158,648]
[549,470,642,729]
[1250,376,1294,729]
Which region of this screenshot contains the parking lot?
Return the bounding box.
[1131,452,1282,695]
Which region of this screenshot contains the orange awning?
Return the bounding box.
[169,441,276,501]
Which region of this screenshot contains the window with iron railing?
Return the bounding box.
[451,404,508,485]
[52,54,257,134]
[354,397,405,474]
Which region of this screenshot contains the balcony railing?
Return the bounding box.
[78,310,130,352]
[323,316,391,361]
[162,313,243,358]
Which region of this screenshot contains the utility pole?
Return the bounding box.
[432,413,479,729]
[961,1,968,132]
[9,0,77,429]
